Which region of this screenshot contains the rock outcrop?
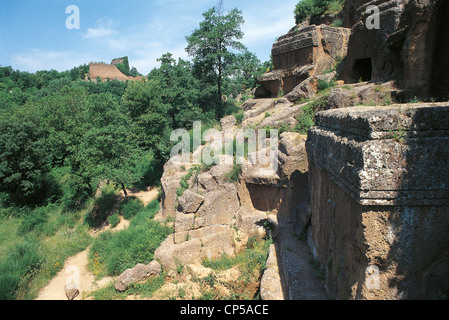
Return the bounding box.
[306,103,449,299]
[155,159,243,269]
[144,0,449,301]
[115,261,162,292]
[339,0,449,101]
[151,95,329,299]
[257,24,350,98]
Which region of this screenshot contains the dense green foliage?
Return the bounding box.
[113,56,130,76]
[0,3,269,300]
[294,0,345,24]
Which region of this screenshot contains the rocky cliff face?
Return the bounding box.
[138,0,449,300]
[257,24,350,98]
[339,0,449,100]
[307,103,449,299]
[88,62,140,82]
[300,0,449,300]
[153,101,327,299]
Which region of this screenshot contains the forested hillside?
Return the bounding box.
[0,4,271,299]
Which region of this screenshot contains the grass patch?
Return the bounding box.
[0,203,92,300]
[88,272,166,300]
[107,213,120,228]
[177,165,202,197]
[118,197,144,220]
[88,200,172,277]
[202,236,271,277]
[197,236,272,300]
[226,164,242,183]
[0,237,42,300]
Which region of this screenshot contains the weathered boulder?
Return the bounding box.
[178,190,205,214]
[64,285,79,301]
[115,261,162,292]
[325,81,398,110]
[285,72,336,103]
[155,226,239,269]
[156,156,193,221]
[241,99,275,122]
[220,115,237,129]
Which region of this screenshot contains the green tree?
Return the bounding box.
[0,107,51,205]
[148,53,203,129]
[75,93,139,198]
[224,49,265,96]
[38,86,88,165]
[121,80,173,164]
[186,1,246,118]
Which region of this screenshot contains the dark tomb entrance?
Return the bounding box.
[353,58,372,82]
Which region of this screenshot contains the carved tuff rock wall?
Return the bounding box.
[339,0,449,100]
[257,25,350,97]
[306,103,449,299]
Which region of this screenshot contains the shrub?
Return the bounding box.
[177,165,202,197]
[108,213,120,228]
[294,103,316,134]
[295,0,345,24]
[317,79,334,91]
[131,151,163,191]
[119,197,144,220]
[234,111,244,124]
[0,239,42,300]
[114,56,130,76]
[84,185,118,228]
[17,207,48,236]
[226,164,242,183]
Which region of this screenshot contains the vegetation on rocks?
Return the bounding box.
[294,0,345,24]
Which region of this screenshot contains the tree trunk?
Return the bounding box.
[217,56,223,118]
[121,182,128,199]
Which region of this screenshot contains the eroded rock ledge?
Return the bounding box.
[306,103,449,300]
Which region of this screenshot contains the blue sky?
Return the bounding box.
[0,0,298,75]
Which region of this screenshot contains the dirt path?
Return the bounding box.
[35,188,158,300]
[120,187,159,207]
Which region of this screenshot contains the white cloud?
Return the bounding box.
[83,26,116,39]
[82,17,117,39]
[241,0,297,45]
[10,49,91,72]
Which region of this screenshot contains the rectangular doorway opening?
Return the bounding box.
[353,58,372,82]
